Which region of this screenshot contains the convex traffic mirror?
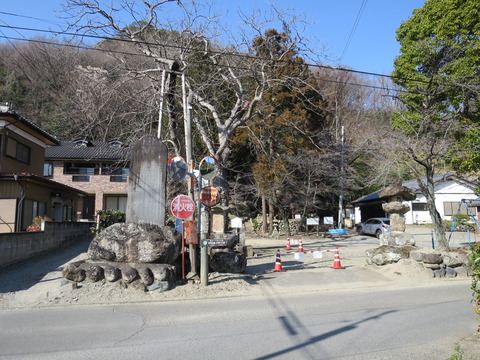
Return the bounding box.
[167,155,188,181]
[199,156,218,180]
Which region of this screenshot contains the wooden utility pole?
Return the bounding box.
[182,73,197,274]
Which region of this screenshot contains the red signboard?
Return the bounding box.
[171,195,195,219]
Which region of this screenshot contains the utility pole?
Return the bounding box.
[338,126,345,229]
[182,73,196,274]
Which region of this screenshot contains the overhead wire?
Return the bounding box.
[0,33,402,95]
[340,0,368,62]
[0,9,471,88]
[0,23,404,82]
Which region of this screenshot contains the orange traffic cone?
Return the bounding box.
[298,239,304,253]
[273,249,285,272]
[331,247,344,269]
[286,237,291,250]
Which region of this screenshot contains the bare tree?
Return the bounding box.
[63,0,326,230]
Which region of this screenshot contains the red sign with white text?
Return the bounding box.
[171,195,195,219]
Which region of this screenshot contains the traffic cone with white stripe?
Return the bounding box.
[286,237,292,251]
[273,249,285,272]
[331,247,344,269]
[298,239,304,253]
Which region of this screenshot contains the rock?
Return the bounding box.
[62,261,87,282]
[455,266,471,277]
[186,272,199,280]
[103,264,121,282]
[398,258,413,265]
[87,223,181,263]
[445,267,457,278]
[365,245,413,265]
[424,263,442,270]
[137,266,154,286]
[380,232,415,246]
[236,245,254,257]
[442,253,468,268]
[382,202,411,214]
[410,251,425,262]
[147,281,171,292]
[379,184,416,201]
[129,281,147,292]
[149,264,175,282]
[411,261,426,272]
[121,265,138,283]
[85,265,104,282]
[62,265,86,282]
[423,253,443,264]
[389,213,407,232]
[433,268,446,278]
[210,250,247,273]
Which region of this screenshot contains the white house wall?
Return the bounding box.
[405,181,477,224]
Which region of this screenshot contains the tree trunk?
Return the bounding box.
[262,196,268,234]
[281,208,291,237]
[424,167,449,250]
[268,201,275,235]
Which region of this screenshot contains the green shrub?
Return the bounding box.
[469,242,480,332]
[91,210,125,235]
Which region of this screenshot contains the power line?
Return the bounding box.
[0,33,403,94]
[0,23,397,80]
[340,0,368,62]
[0,11,63,26]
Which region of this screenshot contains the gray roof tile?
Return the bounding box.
[45,139,130,161]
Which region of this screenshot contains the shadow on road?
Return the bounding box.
[0,239,90,294]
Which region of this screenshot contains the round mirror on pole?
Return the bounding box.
[199,156,218,180]
[167,155,188,181]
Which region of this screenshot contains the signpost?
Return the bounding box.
[171,195,196,280]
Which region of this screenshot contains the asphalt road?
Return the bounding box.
[0,282,476,360]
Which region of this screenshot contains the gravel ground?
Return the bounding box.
[0,228,473,309]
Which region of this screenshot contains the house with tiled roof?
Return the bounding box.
[0,104,86,232]
[352,174,479,224]
[45,138,130,220]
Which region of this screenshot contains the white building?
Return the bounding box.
[353,175,479,225]
[402,177,478,224]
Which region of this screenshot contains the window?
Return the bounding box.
[412,202,428,211]
[444,202,469,216]
[72,175,90,182]
[6,137,31,164]
[32,201,46,218]
[105,196,127,212]
[110,175,128,182]
[43,163,53,177]
[103,165,129,183]
[64,162,100,175]
[63,205,73,221]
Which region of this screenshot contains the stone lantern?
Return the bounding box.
[377,184,417,246]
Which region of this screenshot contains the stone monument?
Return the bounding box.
[63,135,181,291]
[126,135,167,226]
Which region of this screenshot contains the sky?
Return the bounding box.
[0,0,426,75]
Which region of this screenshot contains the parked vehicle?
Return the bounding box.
[356,217,390,238]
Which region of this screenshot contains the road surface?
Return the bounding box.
[0,282,475,359]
